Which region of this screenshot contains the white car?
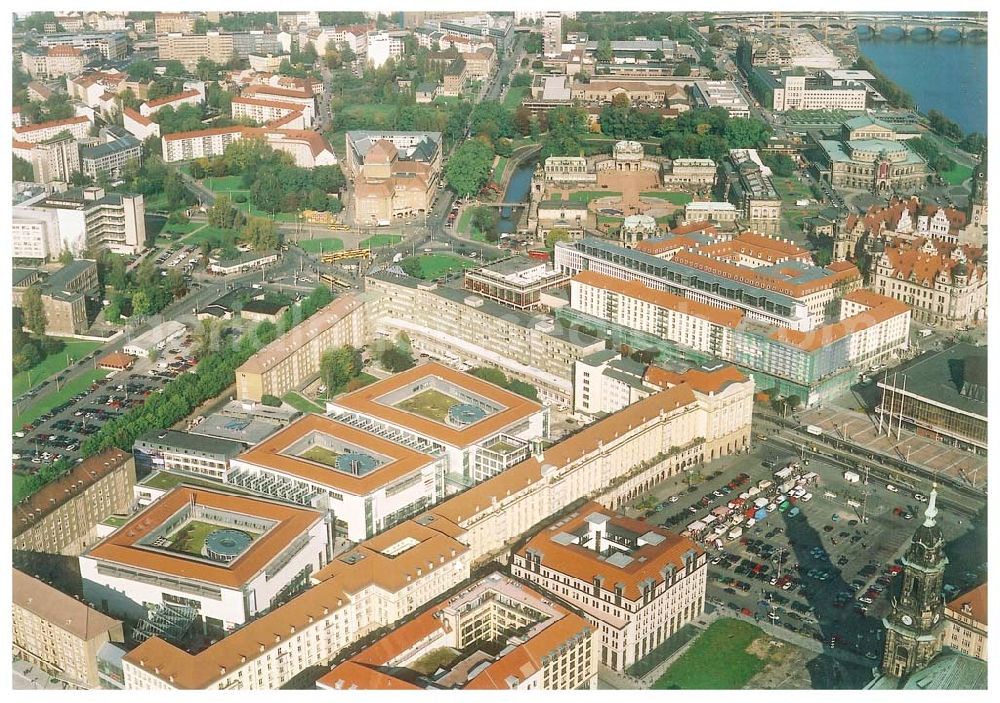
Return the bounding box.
[914,493,928,503]
[668,495,679,503]
[885,484,899,493]
[800,493,813,502]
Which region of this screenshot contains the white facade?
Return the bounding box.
[574,353,656,416]
[684,201,738,224]
[772,75,867,112]
[231,97,308,128]
[13,116,91,144]
[366,32,404,68]
[122,321,186,357]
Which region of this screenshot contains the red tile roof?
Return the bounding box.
[946,582,987,626]
[644,365,749,395]
[14,115,89,134]
[145,89,201,109]
[123,107,153,126]
[244,84,314,100]
[232,95,303,112]
[162,125,244,142]
[768,294,910,353]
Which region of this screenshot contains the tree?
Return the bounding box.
[445,140,494,197]
[261,394,282,407]
[127,59,155,82]
[21,286,47,335]
[131,289,151,317]
[103,298,122,323]
[596,39,613,63]
[545,227,572,250]
[400,257,423,278]
[58,249,74,265]
[469,206,499,238]
[251,171,285,214]
[674,62,692,77]
[13,155,34,182]
[207,195,242,229]
[242,216,279,252]
[165,269,187,298]
[320,345,362,393]
[513,106,532,136]
[708,31,724,47]
[761,152,796,178]
[470,366,507,387]
[380,346,415,372]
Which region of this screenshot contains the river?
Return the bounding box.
[857,32,987,135]
[497,159,536,234]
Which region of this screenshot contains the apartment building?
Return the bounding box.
[132,430,248,482]
[231,96,307,128]
[140,88,204,117]
[13,186,146,257]
[873,238,987,327]
[80,125,141,180]
[235,295,367,402]
[944,583,987,661]
[14,115,91,144]
[13,569,125,689]
[158,32,236,71]
[512,503,707,671]
[571,270,743,359]
[320,572,598,690]
[162,126,336,167]
[154,12,195,35]
[81,486,329,631]
[277,12,320,30]
[365,271,604,405]
[366,31,405,68]
[424,14,515,53]
[29,134,81,184]
[543,12,563,57]
[13,449,136,556]
[120,373,751,689]
[574,351,659,416]
[39,32,127,61]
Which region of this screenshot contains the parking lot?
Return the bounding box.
[622,425,986,674]
[12,334,199,479]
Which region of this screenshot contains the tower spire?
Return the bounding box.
[923,483,938,527]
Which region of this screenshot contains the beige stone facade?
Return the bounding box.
[345,131,441,226]
[943,583,987,661]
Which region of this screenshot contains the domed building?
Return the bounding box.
[816,117,929,194]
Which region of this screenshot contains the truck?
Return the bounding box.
[844,471,861,483]
[392,252,403,263]
[806,425,823,437]
[376,219,391,227]
[728,526,743,540]
[919,328,933,338]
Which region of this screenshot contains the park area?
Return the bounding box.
[282,391,326,414]
[568,190,623,205]
[653,619,766,689]
[14,339,102,397]
[641,191,693,206]
[395,389,460,423]
[403,253,477,280]
[202,176,298,222]
[940,162,973,185]
[163,520,258,558]
[360,234,403,249]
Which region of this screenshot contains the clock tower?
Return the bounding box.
[880,485,947,680]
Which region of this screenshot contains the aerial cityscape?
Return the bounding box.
[9,8,988,692]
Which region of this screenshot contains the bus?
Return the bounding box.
[319,273,351,289]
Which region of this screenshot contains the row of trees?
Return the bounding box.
[319,345,364,396]
[468,367,540,401]
[99,252,187,324]
[907,137,957,175]
[12,326,66,373]
[82,287,334,457]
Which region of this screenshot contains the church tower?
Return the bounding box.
[880,485,948,680]
[968,152,987,230]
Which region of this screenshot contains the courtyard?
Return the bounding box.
[395,388,461,423]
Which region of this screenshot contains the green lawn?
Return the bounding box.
[15,369,109,429]
[597,214,624,227]
[457,208,474,235]
[410,647,461,676]
[653,619,766,689]
[203,175,247,192]
[298,237,345,254]
[360,234,403,248]
[405,254,477,280]
[641,191,693,205]
[282,391,326,413]
[395,388,459,422]
[102,515,130,527]
[492,155,509,183]
[165,520,258,556]
[940,163,973,185]
[144,191,170,212]
[772,176,813,204]
[569,190,622,204]
[432,95,462,106]
[503,86,529,110]
[14,339,103,397]
[13,474,32,504]
[163,221,204,235]
[300,445,344,467]
[182,226,239,248]
[549,192,562,201]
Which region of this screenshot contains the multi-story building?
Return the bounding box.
[512,503,707,671]
[120,372,750,689]
[240,84,315,124]
[683,201,738,225]
[162,126,336,167]
[133,430,248,482]
[720,149,782,234]
[320,572,599,690]
[79,125,141,180]
[14,115,91,144]
[39,32,128,61]
[543,12,563,57]
[344,131,442,225]
[692,81,751,118]
[662,158,717,190]
[231,96,307,128]
[13,449,136,556]
[22,45,89,79]
[157,32,236,71]
[235,295,367,402]
[276,11,320,30]
[816,117,928,195]
[37,284,89,336]
[13,186,146,257]
[463,256,571,311]
[230,31,281,60]
[876,343,987,454]
[325,361,547,490]
[140,88,204,117]
[943,583,987,661]
[153,12,195,35]
[364,271,604,404]
[424,14,514,53]
[571,79,688,107]
[30,134,81,184]
[873,238,986,327]
[764,71,867,112]
[366,31,405,68]
[81,486,330,632]
[13,569,125,689]
[834,195,969,261]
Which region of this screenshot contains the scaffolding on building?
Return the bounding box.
[132,602,198,646]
